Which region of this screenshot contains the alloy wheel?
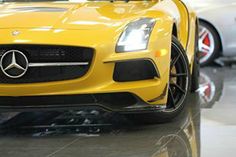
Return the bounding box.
[199,25,215,64]
[166,42,189,112]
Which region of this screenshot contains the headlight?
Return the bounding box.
[116,18,156,52]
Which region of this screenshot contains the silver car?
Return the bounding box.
[186,0,236,65]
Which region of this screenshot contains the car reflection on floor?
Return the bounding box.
[0,93,200,157]
[199,66,236,157]
[2,66,235,157]
[198,67,224,108]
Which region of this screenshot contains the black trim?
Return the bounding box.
[0,93,166,113]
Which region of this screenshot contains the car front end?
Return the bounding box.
[0,1,173,112]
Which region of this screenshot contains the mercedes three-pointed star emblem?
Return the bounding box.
[0,50,29,78]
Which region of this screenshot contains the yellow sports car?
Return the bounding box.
[0,0,199,122]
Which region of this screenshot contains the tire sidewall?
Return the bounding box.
[191,22,200,92]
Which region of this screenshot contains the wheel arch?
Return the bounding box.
[172,23,178,39]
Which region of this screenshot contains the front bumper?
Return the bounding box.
[0,28,172,107]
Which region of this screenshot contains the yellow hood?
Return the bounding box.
[0,1,157,30]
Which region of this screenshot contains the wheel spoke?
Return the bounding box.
[170,73,187,78]
[170,83,186,94]
[170,53,180,69]
[199,27,208,38]
[199,43,211,52]
[199,29,208,41]
[168,86,176,108]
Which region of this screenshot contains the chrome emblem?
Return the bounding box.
[12,30,20,36]
[0,50,28,78]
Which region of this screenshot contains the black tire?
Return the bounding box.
[125,36,190,124]
[191,57,200,92]
[191,23,200,92]
[199,21,221,66]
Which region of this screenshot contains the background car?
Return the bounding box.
[186,0,236,65]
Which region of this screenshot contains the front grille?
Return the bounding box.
[0,45,94,83]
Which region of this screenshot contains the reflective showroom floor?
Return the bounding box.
[0,66,235,157]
